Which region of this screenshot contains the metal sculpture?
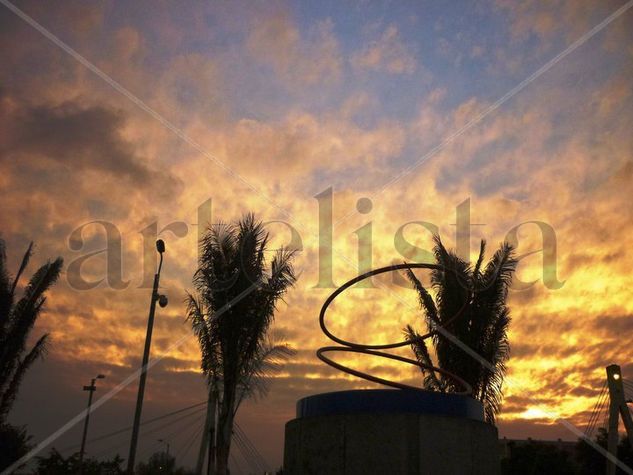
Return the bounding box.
[317,263,473,395]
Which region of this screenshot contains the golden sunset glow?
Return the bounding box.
[1,0,632,470]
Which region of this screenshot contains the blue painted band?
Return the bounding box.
[296,389,484,422]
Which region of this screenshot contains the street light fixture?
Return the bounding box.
[78,374,106,474]
[127,240,168,473]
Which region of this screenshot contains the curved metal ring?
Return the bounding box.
[319,263,470,350]
[316,346,472,394]
[317,263,473,394]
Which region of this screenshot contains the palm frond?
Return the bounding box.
[480,242,517,294]
[404,236,516,425]
[10,242,34,297]
[0,257,62,399]
[473,240,486,278]
[0,239,12,344]
[479,308,510,424]
[236,340,295,409]
[405,268,438,324]
[0,333,49,421]
[404,325,442,390]
[185,292,222,380]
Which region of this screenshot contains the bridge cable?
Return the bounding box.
[232,429,262,473]
[586,381,609,439]
[234,422,268,471]
[135,406,207,464]
[173,418,206,463]
[59,400,207,454]
[231,424,261,470]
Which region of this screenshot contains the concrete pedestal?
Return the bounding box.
[283,390,499,475]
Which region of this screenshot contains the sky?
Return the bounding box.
[1,0,633,471]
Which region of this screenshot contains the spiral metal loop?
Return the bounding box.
[317,263,473,395]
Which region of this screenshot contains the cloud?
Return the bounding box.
[351,24,417,74]
[1,100,174,188]
[494,0,628,43]
[247,12,342,86]
[1,1,632,469]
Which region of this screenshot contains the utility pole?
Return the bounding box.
[127,240,168,474]
[78,374,105,474]
[605,364,633,475]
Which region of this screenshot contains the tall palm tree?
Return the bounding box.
[0,239,63,423]
[186,214,296,475]
[404,235,516,424]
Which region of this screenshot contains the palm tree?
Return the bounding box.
[0,239,63,423]
[404,235,516,424]
[186,214,296,475]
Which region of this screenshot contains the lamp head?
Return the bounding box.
[158,294,169,308]
[156,239,165,254]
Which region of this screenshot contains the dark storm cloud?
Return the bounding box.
[1,97,180,194]
[591,314,633,334]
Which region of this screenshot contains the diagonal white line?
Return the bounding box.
[3,0,631,471]
[0,0,295,223]
[331,0,633,230]
[559,418,633,474]
[0,276,266,474]
[328,250,633,472]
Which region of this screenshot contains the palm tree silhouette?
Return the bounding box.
[0,239,63,423]
[404,235,516,424]
[186,214,296,475]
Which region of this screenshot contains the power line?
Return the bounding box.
[141,407,206,446]
[174,419,205,464]
[98,406,207,462]
[90,435,129,460]
[59,401,207,454]
[54,399,266,473]
[139,410,202,466]
[234,423,268,472]
[56,398,267,475]
[133,407,207,466]
[67,406,205,462]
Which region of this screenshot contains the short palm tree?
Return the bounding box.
[404,235,516,424]
[0,239,63,423]
[186,214,296,475]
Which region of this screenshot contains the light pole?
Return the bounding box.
[127,239,168,473]
[78,374,105,474]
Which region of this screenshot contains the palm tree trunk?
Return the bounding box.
[215,399,235,475]
[207,389,218,475]
[196,388,217,475]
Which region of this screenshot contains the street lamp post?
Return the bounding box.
[78,374,105,474]
[158,438,170,456]
[127,239,168,473]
